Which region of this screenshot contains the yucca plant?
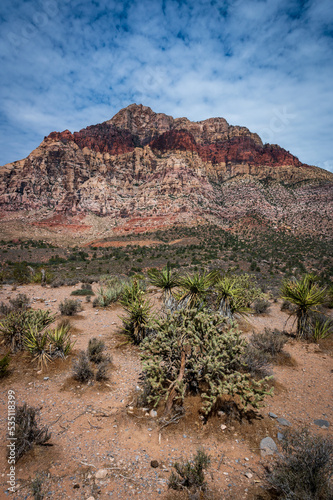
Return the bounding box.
[24,326,51,369]
[215,274,263,319]
[312,317,333,342]
[148,264,180,310]
[120,279,146,307]
[121,296,152,344]
[48,325,75,358]
[281,274,327,338]
[177,271,217,309]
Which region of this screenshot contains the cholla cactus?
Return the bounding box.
[140,309,272,416]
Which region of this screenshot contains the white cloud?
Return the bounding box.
[0,0,332,172]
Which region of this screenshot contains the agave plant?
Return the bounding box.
[24,326,51,370]
[148,264,180,310]
[48,324,75,358]
[177,271,217,310]
[281,274,327,338]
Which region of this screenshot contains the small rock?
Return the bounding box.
[268,412,278,419]
[260,437,278,457]
[87,497,95,500]
[276,417,291,427]
[245,472,253,479]
[221,424,227,431]
[73,483,80,489]
[150,409,157,418]
[151,460,159,468]
[277,432,284,441]
[217,411,225,417]
[43,377,49,381]
[95,469,108,479]
[314,419,330,428]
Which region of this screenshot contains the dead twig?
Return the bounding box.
[158,411,184,431]
[88,420,103,429]
[217,453,224,470]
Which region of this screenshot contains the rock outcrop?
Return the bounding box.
[0,103,332,237]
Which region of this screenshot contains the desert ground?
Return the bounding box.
[0,281,332,500]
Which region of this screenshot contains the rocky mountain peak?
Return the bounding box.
[0,104,332,239]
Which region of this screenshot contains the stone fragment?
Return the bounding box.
[260,437,278,457]
[95,469,108,479]
[268,412,278,419]
[276,417,291,427]
[314,419,330,428]
[151,460,159,468]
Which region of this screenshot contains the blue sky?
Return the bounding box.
[0,0,333,172]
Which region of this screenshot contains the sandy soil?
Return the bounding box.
[0,283,332,500]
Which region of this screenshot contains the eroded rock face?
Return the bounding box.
[0,103,332,237]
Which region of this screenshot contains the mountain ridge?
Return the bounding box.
[0,103,332,241]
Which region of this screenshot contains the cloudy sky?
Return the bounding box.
[0,0,332,172]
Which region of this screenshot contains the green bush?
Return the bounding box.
[168,448,211,493]
[59,298,82,316]
[266,428,333,499]
[71,288,94,296]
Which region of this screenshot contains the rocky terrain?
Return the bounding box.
[0,104,332,242]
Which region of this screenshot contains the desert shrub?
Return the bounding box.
[266,427,333,500]
[0,310,54,352]
[59,298,82,316]
[12,262,30,284]
[250,328,288,357]
[168,448,211,492]
[0,302,12,316]
[0,353,10,378]
[140,309,273,416]
[121,296,152,344]
[243,345,272,378]
[50,278,65,288]
[71,288,94,296]
[93,286,120,307]
[9,293,30,311]
[72,351,94,382]
[280,300,297,313]
[87,338,105,364]
[253,298,271,314]
[9,403,51,462]
[95,361,109,381]
[31,270,53,285]
[31,474,44,500]
[309,313,333,342]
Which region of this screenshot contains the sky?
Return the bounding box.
[0,0,332,172]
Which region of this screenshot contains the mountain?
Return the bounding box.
[0,103,332,241]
